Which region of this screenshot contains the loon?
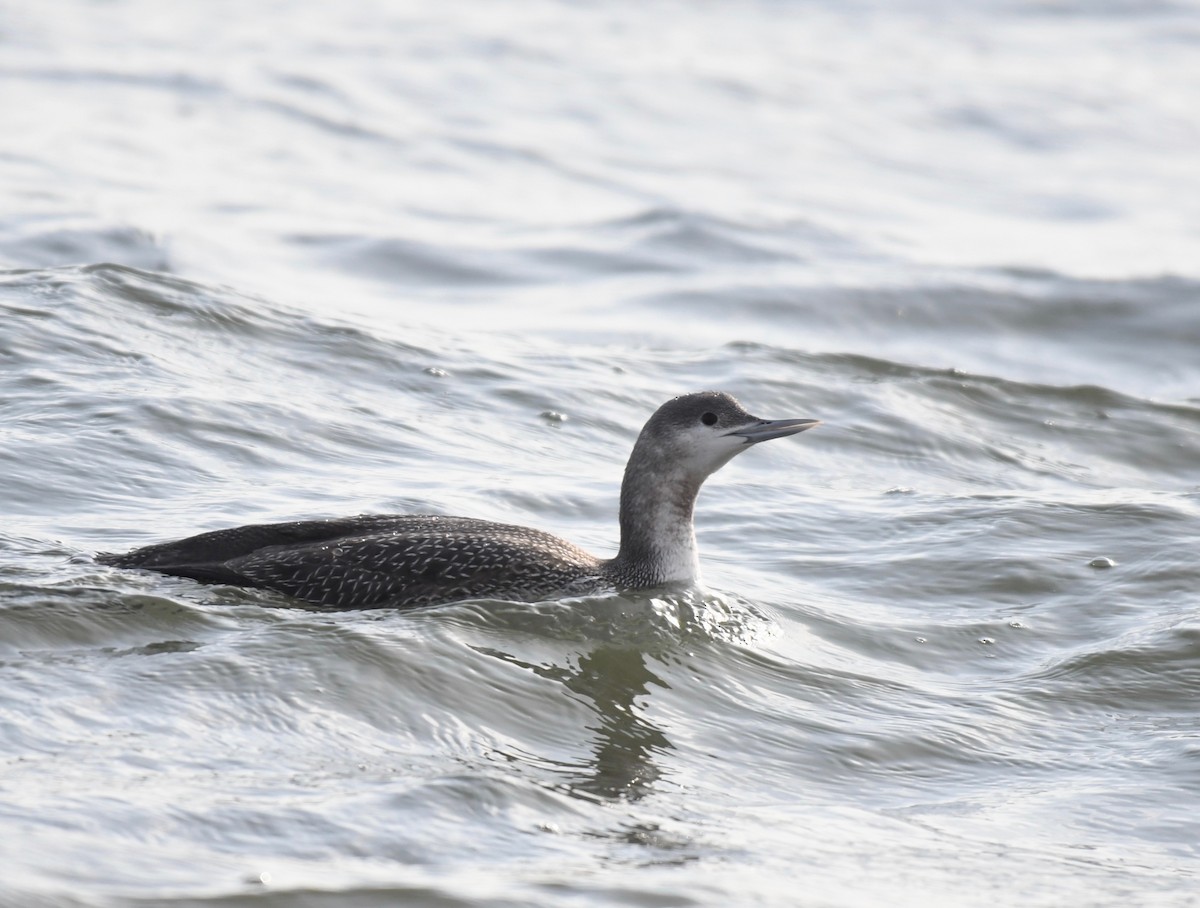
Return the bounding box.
[98,391,819,610]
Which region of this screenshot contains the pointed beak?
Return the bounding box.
[726,417,821,445]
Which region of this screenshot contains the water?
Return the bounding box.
[2,0,1199,905]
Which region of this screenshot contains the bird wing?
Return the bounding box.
[97,515,423,570]
[228,526,602,609]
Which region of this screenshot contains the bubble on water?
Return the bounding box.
[915,636,927,644]
[1088,557,1117,569]
[540,410,568,424]
[978,637,995,645]
[424,366,448,377]
[1009,620,1025,629]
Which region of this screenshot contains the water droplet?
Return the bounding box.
[1088,557,1116,569]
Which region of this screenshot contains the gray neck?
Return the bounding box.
[605,438,702,588]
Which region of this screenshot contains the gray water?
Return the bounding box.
[2,1,1199,905]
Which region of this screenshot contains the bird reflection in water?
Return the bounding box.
[478,645,671,803]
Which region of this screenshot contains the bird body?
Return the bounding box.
[99,392,819,609]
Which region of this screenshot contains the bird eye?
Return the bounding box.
[700,412,718,426]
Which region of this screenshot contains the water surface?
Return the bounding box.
[2,1,1199,906]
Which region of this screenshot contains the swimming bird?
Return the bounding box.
[98,391,819,609]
